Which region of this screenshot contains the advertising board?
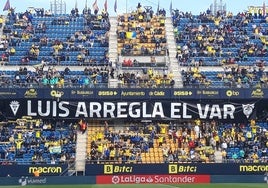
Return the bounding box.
[86,163,268,176]
[0,165,68,177]
[96,174,210,184]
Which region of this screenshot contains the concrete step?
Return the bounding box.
[76,148,87,155]
[75,166,86,171]
[75,130,88,171]
[214,150,223,163]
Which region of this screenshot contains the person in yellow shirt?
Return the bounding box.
[0,16,3,27]
[194,118,201,126]
[231,126,236,138]
[9,47,16,55]
[158,136,164,147]
[110,149,115,161]
[250,119,256,127]
[35,130,41,138]
[155,75,161,87]
[138,14,144,22]
[196,34,202,41]
[96,131,103,141]
[97,144,103,154]
[214,134,220,150]
[251,152,259,162]
[147,68,154,78]
[58,77,64,88]
[251,125,257,136]
[124,148,131,161]
[15,139,23,151]
[160,124,166,134]
[214,17,220,26]
[160,18,165,26]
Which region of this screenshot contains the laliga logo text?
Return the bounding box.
[111,175,154,184]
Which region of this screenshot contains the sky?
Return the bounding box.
[0,0,267,16]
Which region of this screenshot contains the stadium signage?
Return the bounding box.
[0,165,68,177]
[28,166,62,174]
[96,175,210,184]
[71,90,94,96]
[1,88,268,99]
[226,90,240,97]
[104,165,133,174]
[19,177,47,186]
[86,164,268,176]
[24,89,38,98]
[168,164,197,173]
[251,88,264,98]
[239,165,268,172]
[22,100,239,119]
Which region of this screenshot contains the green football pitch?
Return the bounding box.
[0,184,267,188]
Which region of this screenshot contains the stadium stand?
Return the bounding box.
[0,1,267,178]
[114,3,176,88]
[0,116,76,165]
[3,7,110,67]
[171,8,268,88]
[85,120,268,164]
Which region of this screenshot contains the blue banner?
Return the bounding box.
[85,163,268,176]
[211,175,265,183]
[0,88,268,100]
[0,164,68,177]
[0,176,96,185]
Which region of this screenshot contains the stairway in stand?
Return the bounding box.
[165,17,183,88]
[74,130,88,175]
[108,16,119,88]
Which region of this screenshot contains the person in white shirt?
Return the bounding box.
[194,125,200,138]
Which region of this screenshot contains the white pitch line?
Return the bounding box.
[157,184,180,188]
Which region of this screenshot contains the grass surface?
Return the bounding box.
[0,184,267,188]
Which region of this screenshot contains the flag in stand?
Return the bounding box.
[75,0,78,9]
[92,0,99,13]
[104,0,108,12]
[114,0,117,13]
[3,0,10,11]
[157,0,159,14]
[169,0,172,15]
[263,1,266,17]
[85,0,88,9]
[126,31,137,39]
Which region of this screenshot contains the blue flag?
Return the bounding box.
[169,0,172,14]
[3,0,10,11]
[114,0,117,13]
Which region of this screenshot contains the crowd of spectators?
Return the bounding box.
[116,67,174,88]
[0,65,110,88]
[0,3,267,166]
[0,116,77,165]
[181,64,268,88]
[86,119,268,164]
[1,117,267,165]
[0,5,113,88]
[1,5,110,69]
[172,8,268,88]
[117,3,167,56]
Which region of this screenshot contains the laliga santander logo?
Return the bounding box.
[112,176,120,184]
[111,175,154,184]
[98,174,210,184]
